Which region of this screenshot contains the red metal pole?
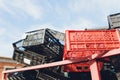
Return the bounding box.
[90,61,101,80]
[2,73,6,80]
[2,59,87,73]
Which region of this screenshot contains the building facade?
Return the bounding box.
[0,57,24,80]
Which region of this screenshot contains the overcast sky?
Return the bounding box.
[0,0,120,57]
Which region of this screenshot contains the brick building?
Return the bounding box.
[0,56,24,80]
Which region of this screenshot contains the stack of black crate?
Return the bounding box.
[24,28,64,64]
[13,28,64,66]
[12,28,69,80]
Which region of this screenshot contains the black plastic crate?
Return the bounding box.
[110,55,120,73]
[108,13,120,29]
[36,69,69,80]
[13,49,48,65]
[7,72,25,80]
[7,69,69,80]
[12,39,63,66]
[37,72,57,80]
[12,39,60,61]
[22,28,64,56]
[13,48,61,66]
[12,49,65,79]
[46,28,65,41]
[25,45,63,61]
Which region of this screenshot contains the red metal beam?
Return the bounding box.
[3,48,120,74]
[101,48,120,57]
[90,61,101,80]
[2,58,88,74]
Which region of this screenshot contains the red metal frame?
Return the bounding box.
[2,48,120,80]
